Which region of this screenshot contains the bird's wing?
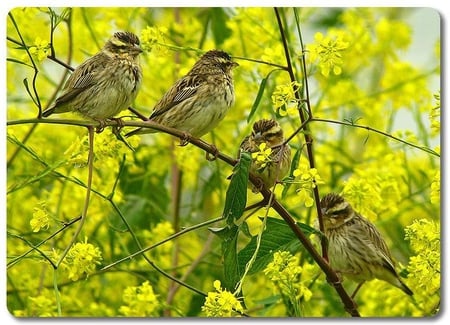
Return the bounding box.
[149,75,203,119]
[53,55,107,107]
[364,217,398,275]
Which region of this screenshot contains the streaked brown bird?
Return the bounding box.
[319,193,413,296]
[42,31,142,122]
[125,49,238,139]
[240,119,291,193]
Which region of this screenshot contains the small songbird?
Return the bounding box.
[125,49,238,139]
[319,193,413,296]
[239,119,291,193]
[42,31,143,123]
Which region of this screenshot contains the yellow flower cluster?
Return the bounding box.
[293,164,325,207]
[28,37,50,62]
[430,92,440,136]
[342,153,405,220]
[271,81,302,116]
[430,170,440,204]
[63,237,102,281]
[307,32,349,77]
[30,202,50,232]
[405,219,440,314]
[140,26,168,53]
[251,143,272,170]
[14,290,57,317]
[263,251,312,315]
[119,281,160,317]
[201,280,244,317]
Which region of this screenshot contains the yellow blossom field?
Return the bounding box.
[6,7,440,317]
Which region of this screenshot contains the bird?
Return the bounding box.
[319,193,413,296]
[42,31,143,125]
[239,119,291,193]
[125,49,238,140]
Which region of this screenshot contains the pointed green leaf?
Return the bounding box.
[222,151,251,225]
[209,224,242,292]
[247,77,267,123]
[7,58,33,68]
[247,68,283,123]
[221,224,240,292]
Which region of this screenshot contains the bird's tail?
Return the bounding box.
[42,107,55,117]
[398,278,414,296]
[124,127,143,138]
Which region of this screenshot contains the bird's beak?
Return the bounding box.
[232,61,239,68]
[320,208,327,216]
[134,44,143,54]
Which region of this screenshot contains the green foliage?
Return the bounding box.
[7,7,440,317]
[237,217,318,276]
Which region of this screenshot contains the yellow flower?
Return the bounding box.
[30,203,50,232]
[140,26,168,53]
[119,281,160,317]
[28,37,50,62]
[201,280,243,317]
[293,164,325,207]
[430,170,440,204]
[251,142,273,169]
[63,237,102,281]
[308,32,349,77]
[264,251,313,315]
[271,81,301,116]
[429,92,440,136]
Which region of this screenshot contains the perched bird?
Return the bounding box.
[319,193,413,296]
[42,31,143,123]
[240,119,291,193]
[125,49,238,139]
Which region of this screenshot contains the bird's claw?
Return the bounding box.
[206,145,219,161]
[95,120,106,133]
[178,132,192,146]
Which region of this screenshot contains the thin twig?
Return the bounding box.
[274,6,328,260]
[7,216,82,269]
[310,117,440,157]
[55,126,95,267]
[101,216,224,271]
[274,7,357,316]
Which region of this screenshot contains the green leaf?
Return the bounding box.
[210,8,232,46]
[247,77,267,123]
[221,225,240,292]
[210,151,252,293]
[7,57,33,68]
[209,224,241,292]
[282,146,302,197]
[222,151,251,225]
[247,68,283,123]
[237,217,319,276]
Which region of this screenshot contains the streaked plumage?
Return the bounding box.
[125,49,238,138]
[42,31,142,121]
[240,119,291,193]
[319,193,413,296]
